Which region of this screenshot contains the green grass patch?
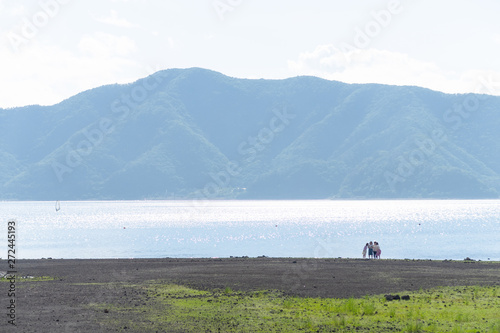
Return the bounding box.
[93,284,500,332]
[0,275,55,282]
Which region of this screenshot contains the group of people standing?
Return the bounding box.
[362,241,381,259]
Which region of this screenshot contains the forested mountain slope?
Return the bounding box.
[1,68,499,200]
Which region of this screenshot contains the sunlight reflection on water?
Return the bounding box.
[1,200,498,260]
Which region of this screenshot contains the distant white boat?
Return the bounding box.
[55,201,61,212]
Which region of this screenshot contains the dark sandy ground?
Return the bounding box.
[2,258,499,332]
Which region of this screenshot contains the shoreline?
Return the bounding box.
[11,256,500,263]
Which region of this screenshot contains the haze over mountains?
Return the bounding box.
[1,68,500,200]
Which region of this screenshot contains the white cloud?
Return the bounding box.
[5,3,27,16]
[288,45,500,96]
[494,34,500,44]
[94,10,138,28]
[167,36,175,49]
[460,71,500,96]
[78,32,137,57]
[0,36,143,108]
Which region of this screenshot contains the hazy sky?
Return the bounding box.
[1,0,500,108]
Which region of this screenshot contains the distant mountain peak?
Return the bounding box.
[1,68,499,200]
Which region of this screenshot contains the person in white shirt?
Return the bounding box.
[373,242,381,259]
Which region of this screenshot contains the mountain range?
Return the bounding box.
[1,67,500,200]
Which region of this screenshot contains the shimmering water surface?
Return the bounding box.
[1,200,499,260]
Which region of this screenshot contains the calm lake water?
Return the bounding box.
[1,200,499,260]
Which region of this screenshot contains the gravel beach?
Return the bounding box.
[3,258,499,332]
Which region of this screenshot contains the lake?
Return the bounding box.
[1,200,499,260]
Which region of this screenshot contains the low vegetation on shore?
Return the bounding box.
[94,283,500,332]
[0,275,55,282]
